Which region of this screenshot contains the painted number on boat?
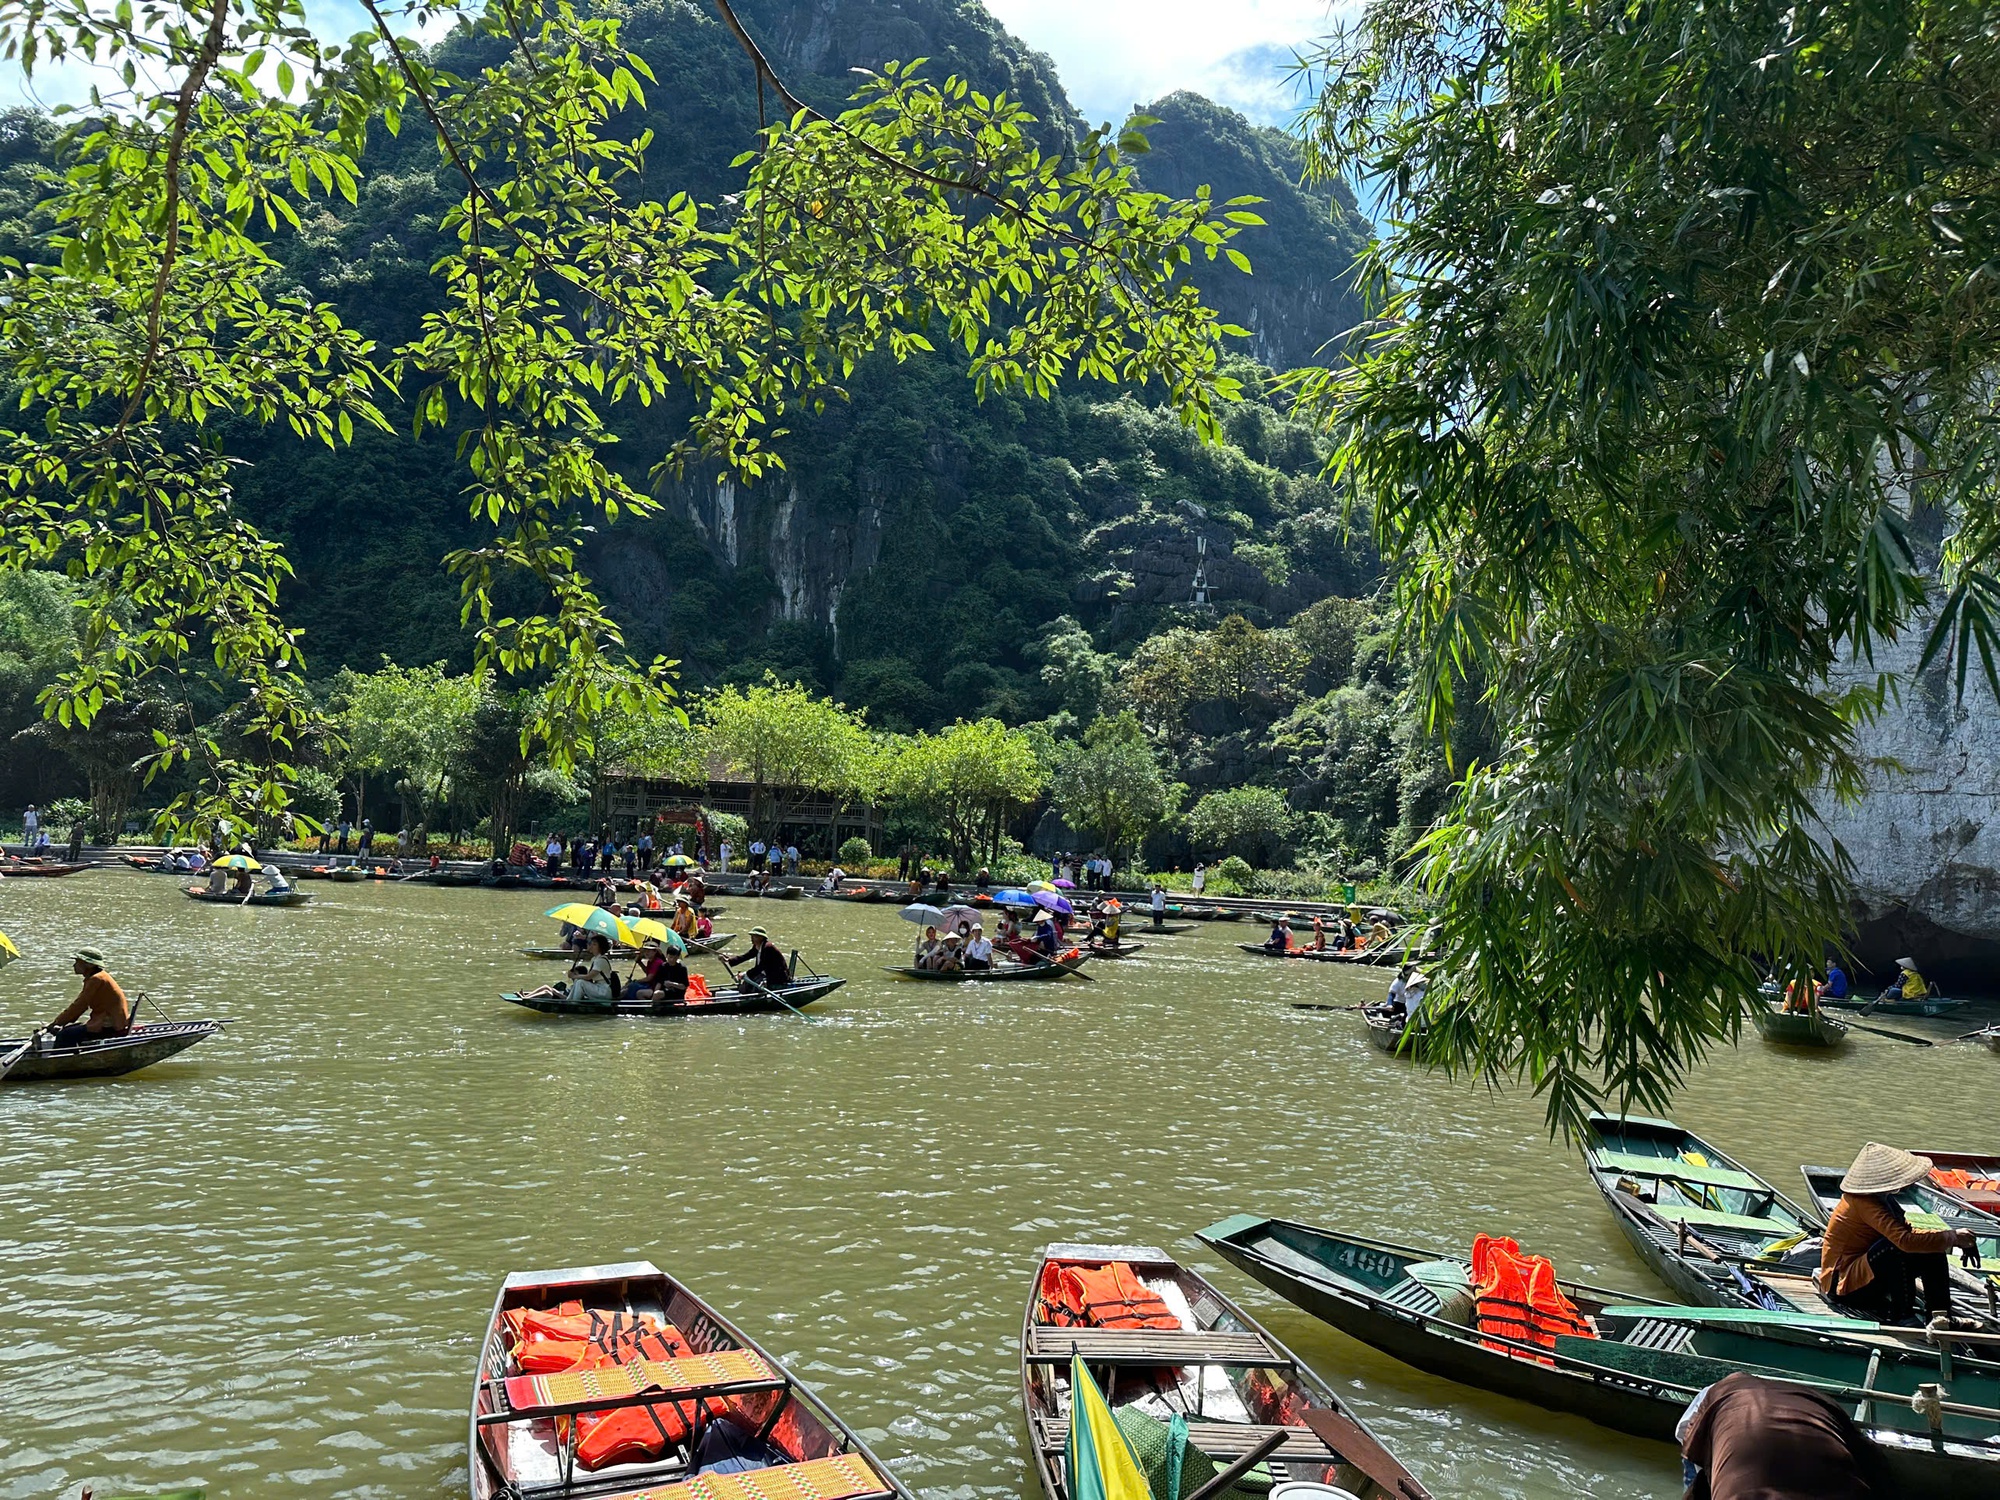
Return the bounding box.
[1334,1245,1401,1281]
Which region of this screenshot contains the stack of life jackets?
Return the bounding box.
[1931,1166,2000,1198]
[1038,1261,1182,1331]
[502,1302,730,1472]
[1469,1235,1596,1365]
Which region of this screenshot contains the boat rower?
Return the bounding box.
[262,863,292,894]
[726,927,790,991]
[45,948,131,1047]
[1816,1143,1978,1326]
[1883,956,1928,1004]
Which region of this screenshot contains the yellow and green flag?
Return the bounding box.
[1065,1353,1154,1500]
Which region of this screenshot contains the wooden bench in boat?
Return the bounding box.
[1034,1416,1338,1464]
[598,1453,895,1500]
[1023,1325,1289,1366]
[480,1348,786,1424]
[1595,1151,1769,1194]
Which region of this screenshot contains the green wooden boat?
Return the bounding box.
[1825,987,1971,1018]
[1750,998,1850,1047]
[1582,1112,1821,1310]
[1362,1008,1427,1056]
[882,959,1086,982]
[1197,1214,2000,1498]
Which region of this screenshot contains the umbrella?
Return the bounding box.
[214,854,258,870]
[1052,877,1076,889]
[990,888,1039,907]
[936,904,980,931]
[662,854,698,870]
[1064,1353,1153,1500]
[1033,891,1074,917]
[1027,881,1058,893]
[899,903,946,927]
[626,917,687,954]
[544,902,638,945]
[0,930,17,969]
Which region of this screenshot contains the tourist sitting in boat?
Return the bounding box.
[205,862,228,895]
[1372,963,1418,1020]
[44,948,131,1047]
[1311,914,1327,951]
[1883,956,1929,1004]
[1033,913,1060,956]
[1263,918,1291,953]
[820,864,845,893]
[726,927,791,990]
[670,895,698,941]
[1339,914,1358,949]
[629,938,688,1008]
[1816,1143,1978,1326]
[964,923,992,970]
[935,933,965,974]
[1780,979,1819,1015]
[230,864,254,895]
[914,924,942,970]
[1817,958,1850,1001]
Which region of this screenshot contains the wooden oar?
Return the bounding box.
[1291,1002,1364,1012]
[1847,1019,1936,1047]
[1298,1407,1433,1500]
[718,953,816,1021]
[0,1028,42,1078]
[1179,1429,1290,1500]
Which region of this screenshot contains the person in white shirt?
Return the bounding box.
[820,864,846,893]
[964,924,993,969]
[1150,883,1167,929]
[22,803,38,850]
[749,839,766,873]
[718,840,732,872]
[1192,862,1206,894]
[785,843,800,874]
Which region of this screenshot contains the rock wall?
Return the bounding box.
[1820,627,2000,988]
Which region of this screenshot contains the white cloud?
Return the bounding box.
[983,0,1351,127]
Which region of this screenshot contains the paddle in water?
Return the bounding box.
[717,953,815,1022]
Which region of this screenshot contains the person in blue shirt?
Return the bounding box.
[1817,960,1850,1001]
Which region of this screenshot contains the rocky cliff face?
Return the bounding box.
[1821,626,2000,988]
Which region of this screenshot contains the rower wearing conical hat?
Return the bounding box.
[1815,1143,1979,1325]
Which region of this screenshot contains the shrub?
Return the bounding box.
[1216,855,1253,885]
[1187,786,1294,866]
[838,836,873,864]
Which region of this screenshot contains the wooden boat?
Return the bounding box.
[1196,1215,2000,1496]
[1582,1113,1819,1310]
[1133,921,1194,935]
[1362,1008,1427,1055]
[1969,1025,2000,1054]
[500,976,844,1018]
[1798,1163,2000,1300]
[0,1020,224,1081]
[1236,942,1312,959]
[1021,1241,1431,1500]
[882,958,1087,982]
[1082,940,1145,959]
[0,859,89,876]
[1750,997,1849,1046]
[1824,988,1970,1018]
[470,1259,911,1500]
[1916,1150,2000,1214]
[327,866,368,882]
[183,885,313,907]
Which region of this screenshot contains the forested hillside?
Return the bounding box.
[0,0,1442,880]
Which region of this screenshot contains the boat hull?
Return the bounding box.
[1824,993,1969,1017]
[1,1021,223,1081]
[500,977,844,1017]
[882,961,1084,981]
[183,887,312,907]
[1751,1003,1848,1046]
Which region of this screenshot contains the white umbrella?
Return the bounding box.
[899,903,946,926]
[936,904,980,931]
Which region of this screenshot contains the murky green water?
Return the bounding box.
[3,872,1994,1499]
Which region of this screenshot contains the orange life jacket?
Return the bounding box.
[1932,1167,2000,1193]
[572,1327,711,1470]
[1038,1261,1181,1331]
[1471,1235,1593,1364]
[686,973,712,1000]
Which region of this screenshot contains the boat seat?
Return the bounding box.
[482,1349,785,1424]
[1024,1326,1288,1366]
[1037,1416,1338,1464]
[1649,1204,1794,1236]
[1593,1151,1766,1193]
[1624,1319,1696,1353]
[597,1452,894,1500]
[1378,1277,1445,1316]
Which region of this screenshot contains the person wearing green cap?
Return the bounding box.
[45,949,131,1046]
[725,927,791,991]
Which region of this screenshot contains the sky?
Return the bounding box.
[0,1,1352,125]
[985,0,1350,127]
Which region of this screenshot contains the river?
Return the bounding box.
[2,871,1993,1499]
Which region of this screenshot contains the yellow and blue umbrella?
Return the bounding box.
[626,917,686,954]
[214,854,259,870]
[544,903,637,946]
[1065,1353,1153,1500]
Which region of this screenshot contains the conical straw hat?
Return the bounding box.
[1840,1142,1933,1195]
